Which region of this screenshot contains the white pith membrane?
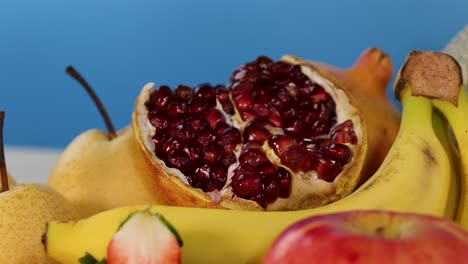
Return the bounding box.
[135,56,362,210]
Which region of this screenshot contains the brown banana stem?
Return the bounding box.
[66,66,117,139]
[394,51,462,105]
[0,111,9,192]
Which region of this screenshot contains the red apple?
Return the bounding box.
[262,210,468,264]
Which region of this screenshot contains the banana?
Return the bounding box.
[391,50,468,229]
[43,80,452,264]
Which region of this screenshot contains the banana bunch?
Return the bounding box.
[43,51,468,264]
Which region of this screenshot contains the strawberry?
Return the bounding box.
[106,209,183,264]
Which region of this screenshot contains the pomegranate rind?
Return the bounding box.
[133,57,368,211]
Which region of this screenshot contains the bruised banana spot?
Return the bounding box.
[422,144,437,167]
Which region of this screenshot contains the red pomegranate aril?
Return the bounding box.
[194,164,211,188]
[283,119,305,138]
[188,97,209,113]
[314,153,343,182]
[186,115,209,132]
[241,110,256,122]
[239,148,268,167]
[235,94,253,111]
[203,144,224,165]
[219,127,241,152]
[251,102,270,119]
[282,105,298,120]
[163,137,184,153]
[263,178,280,204]
[204,108,225,130]
[299,138,323,153]
[195,128,217,147]
[311,120,330,136]
[310,85,332,103]
[243,121,271,145]
[211,166,227,182]
[149,110,169,131]
[252,193,267,209]
[325,143,352,164]
[268,135,296,158]
[168,124,194,143]
[194,84,216,106]
[255,56,274,70]
[148,85,173,110]
[272,62,291,85]
[332,120,354,133]
[281,145,314,172]
[333,131,358,144]
[258,162,277,179]
[174,85,194,101]
[185,144,202,161]
[277,167,292,198]
[166,99,187,117]
[166,149,191,170]
[232,172,262,199]
[267,112,282,127]
[254,77,275,91]
[222,153,237,167]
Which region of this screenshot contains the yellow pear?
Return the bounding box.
[47,67,163,217]
[0,112,80,263]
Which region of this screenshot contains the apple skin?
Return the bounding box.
[262,210,468,264]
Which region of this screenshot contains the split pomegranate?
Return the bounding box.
[133,55,367,210]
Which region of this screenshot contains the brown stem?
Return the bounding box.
[65,66,117,139]
[0,111,9,192]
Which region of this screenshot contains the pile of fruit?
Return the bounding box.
[1,47,468,264]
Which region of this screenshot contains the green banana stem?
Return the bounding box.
[432,87,468,224]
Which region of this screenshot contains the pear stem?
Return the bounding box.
[66,66,117,139]
[0,111,9,192]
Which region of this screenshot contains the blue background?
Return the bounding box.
[0,0,467,149]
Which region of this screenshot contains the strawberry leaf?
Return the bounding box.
[79,252,107,264]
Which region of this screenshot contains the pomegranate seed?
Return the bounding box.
[283,119,305,138]
[166,149,190,170]
[239,148,268,167]
[299,138,324,153]
[282,105,298,120]
[332,120,354,133]
[255,56,274,70]
[332,131,358,144]
[277,88,293,104]
[311,119,329,136]
[174,84,193,101]
[222,153,237,167]
[232,173,262,199]
[280,145,314,172]
[310,85,331,103]
[196,128,217,147]
[148,85,173,110]
[251,102,270,119]
[235,94,253,111]
[168,124,194,143]
[219,127,241,152]
[313,153,342,182]
[148,110,169,131]
[163,137,184,153]
[211,166,227,182]
[252,193,267,208]
[204,108,226,130]
[263,178,279,204]
[185,144,202,162]
[267,111,282,127]
[187,97,209,113]
[254,77,275,90]
[240,110,256,122]
[194,83,216,107]
[186,115,209,131]
[272,62,291,85]
[243,121,271,144]
[277,167,292,198]
[216,86,229,101]
[258,162,277,179]
[268,135,296,158]
[166,99,187,116]
[203,144,224,164]
[297,80,317,96]
[194,164,211,187]
[325,144,352,164]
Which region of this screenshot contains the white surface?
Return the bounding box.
[4,146,63,184]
